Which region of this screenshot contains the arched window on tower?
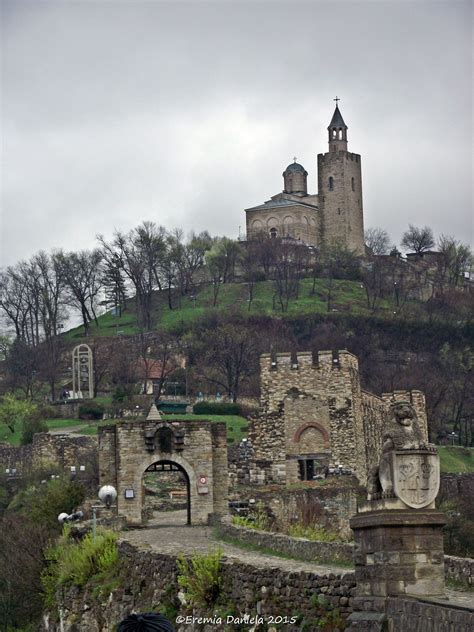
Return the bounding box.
[351,177,355,191]
[332,129,337,139]
[339,129,343,139]
[328,176,334,191]
[270,227,277,239]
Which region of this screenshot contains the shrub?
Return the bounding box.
[36,404,61,420]
[20,416,49,445]
[288,524,341,542]
[42,528,119,608]
[0,393,36,434]
[9,478,86,534]
[232,501,269,531]
[176,549,222,608]
[193,402,241,416]
[79,402,104,420]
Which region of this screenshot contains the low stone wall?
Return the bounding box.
[440,472,474,501]
[386,596,474,631]
[219,521,354,564]
[0,433,97,478]
[41,540,356,631]
[444,555,474,587]
[51,401,81,419]
[220,523,474,589]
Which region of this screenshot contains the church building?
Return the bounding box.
[244,102,365,255]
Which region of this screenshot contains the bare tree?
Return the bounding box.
[240,241,263,310]
[194,320,259,401]
[365,227,391,255]
[435,235,473,291]
[361,260,385,312]
[272,240,309,312]
[401,224,435,254]
[0,266,33,342]
[205,238,243,306]
[102,253,127,317]
[57,249,103,336]
[98,221,167,330]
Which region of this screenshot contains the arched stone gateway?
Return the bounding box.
[98,406,228,526]
[144,460,191,525]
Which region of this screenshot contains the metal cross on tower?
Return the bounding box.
[334,96,340,105]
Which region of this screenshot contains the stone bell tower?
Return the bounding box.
[317,100,365,255]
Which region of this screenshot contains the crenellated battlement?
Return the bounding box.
[317,151,361,164]
[261,349,359,372]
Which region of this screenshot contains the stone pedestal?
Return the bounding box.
[347,507,446,631]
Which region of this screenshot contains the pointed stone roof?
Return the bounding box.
[146,403,162,421]
[328,105,347,129]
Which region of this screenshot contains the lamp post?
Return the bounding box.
[57,485,117,538]
[92,485,118,540]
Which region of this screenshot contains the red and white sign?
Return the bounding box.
[199,476,207,485]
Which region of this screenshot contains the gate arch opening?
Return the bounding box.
[143,460,191,526]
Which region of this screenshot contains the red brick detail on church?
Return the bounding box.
[293,422,330,448]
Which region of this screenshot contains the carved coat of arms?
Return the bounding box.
[392,450,440,509]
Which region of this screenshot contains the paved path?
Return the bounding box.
[49,426,87,436]
[122,510,352,575]
[121,511,474,609]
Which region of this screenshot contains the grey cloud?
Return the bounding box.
[1,1,472,266]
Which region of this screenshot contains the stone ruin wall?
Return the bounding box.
[253,350,363,480]
[249,350,429,485]
[40,540,474,632]
[0,433,98,477]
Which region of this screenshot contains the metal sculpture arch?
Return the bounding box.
[72,344,94,399]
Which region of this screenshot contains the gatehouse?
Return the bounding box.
[98,405,228,525]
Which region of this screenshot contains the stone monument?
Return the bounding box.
[348,401,446,631]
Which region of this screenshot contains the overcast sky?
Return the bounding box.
[1,0,472,267]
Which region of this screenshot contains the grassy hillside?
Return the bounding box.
[438,446,474,473]
[66,278,399,339]
[1,414,247,447]
[0,418,85,447]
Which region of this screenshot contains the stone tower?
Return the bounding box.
[317,104,365,254]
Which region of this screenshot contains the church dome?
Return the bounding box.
[285,161,306,173]
[283,161,308,195]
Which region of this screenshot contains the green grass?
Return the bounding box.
[0,418,87,446]
[439,446,474,473]
[79,414,248,443]
[64,278,402,339]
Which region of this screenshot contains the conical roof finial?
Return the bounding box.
[146,403,162,421]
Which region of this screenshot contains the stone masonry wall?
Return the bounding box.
[220,523,474,589]
[0,433,97,476]
[41,540,356,632]
[41,541,473,632]
[219,522,354,565]
[444,555,474,587]
[385,596,474,631]
[253,350,363,481]
[317,150,364,255]
[99,420,228,526]
[250,350,429,485]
